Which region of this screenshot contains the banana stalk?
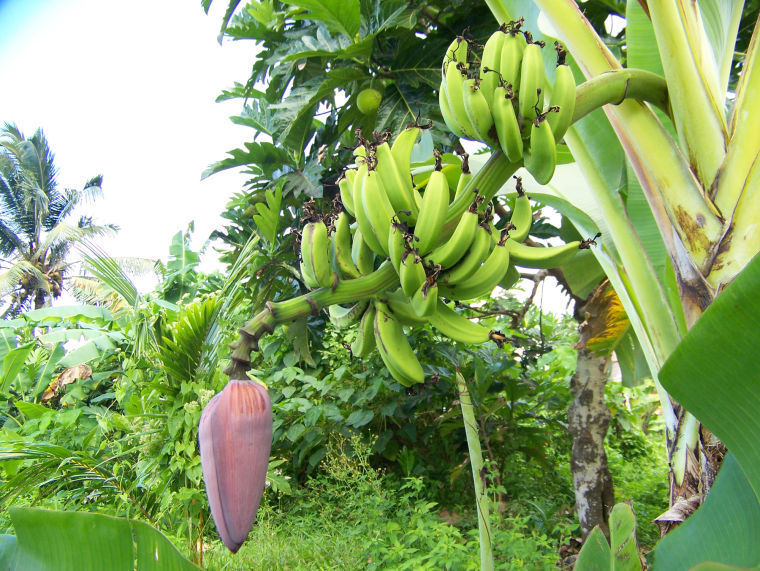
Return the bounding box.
[713,18,760,219]
[572,69,671,124]
[455,369,494,571]
[646,1,728,190]
[224,262,398,378]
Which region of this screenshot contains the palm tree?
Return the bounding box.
[0,122,116,316]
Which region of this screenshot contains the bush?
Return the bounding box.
[201,435,560,570]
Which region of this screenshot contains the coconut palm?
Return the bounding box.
[0,122,116,316]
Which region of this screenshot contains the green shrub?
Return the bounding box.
[201,435,560,570]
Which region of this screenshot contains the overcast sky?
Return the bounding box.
[0,0,253,274]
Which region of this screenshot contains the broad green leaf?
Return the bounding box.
[32,342,64,397]
[560,248,606,300]
[252,184,283,247]
[58,334,120,368]
[6,508,198,570]
[690,564,756,571]
[614,329,650,387]
[626,1,664,75]
[361,0,417,35]
[282,316,315,367]
[574,525,611,570]
[38,328,113,345]
[0,329,18,360]
[0,535,18,569]
[0,342,35,394]
[202,140,293,179]
[659,252,760,500]
[696,0,744,96]
[609,503,641,570]
[280,33,373,62]
[23,305,113,324]
[345,409,373,428]
[652,455,760,570]
[283,0,360,39]
[13,401,52,420]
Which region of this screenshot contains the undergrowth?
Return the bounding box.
[200,435,560,570]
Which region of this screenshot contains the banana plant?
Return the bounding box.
[477,0,760,522]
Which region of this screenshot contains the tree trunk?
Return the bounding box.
[567,347,616,539]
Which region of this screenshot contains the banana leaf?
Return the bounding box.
[0,508,198,570]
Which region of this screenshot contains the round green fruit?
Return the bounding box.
[356,88,382,114]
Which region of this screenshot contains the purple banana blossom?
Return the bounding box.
[199,379,272,553]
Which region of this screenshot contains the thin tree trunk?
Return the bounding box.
[567,347,615,539]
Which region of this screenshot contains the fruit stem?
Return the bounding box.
[572,69,672,124]
[225,262,399,377]
[445,150,519,229]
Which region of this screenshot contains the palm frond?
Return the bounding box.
[77,240,141,308]
[158,296,222,385]
[32,224,116,269]
[68,276,129,313]
[0,218,25,257]
[0,440,160,523]
[0,261,48,296]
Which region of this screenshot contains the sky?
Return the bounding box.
[0,0,253,276]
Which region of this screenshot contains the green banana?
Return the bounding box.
[440,224,493,286]
[439,230,510,301]
[453,154,473,200]
[399,250,426,297]
[332,211,361,279]
[547,44,576,143]
[445,60,480,141]
[339,170,357,217]
[329,299,369,329]
[383,288,430,327]
[499,24,526,92]
[350,303,377,357]
[523,114,557,185]
[390,126,420,177]
[508,179,532,242]
[507,238,580,269]
[300,221,334,290]
[439,83,470,139]
[424,201,479,269]
[411,280,438,318]
[442,35,469,80]
[374,300,425,386]
[351,228,376,275]
[499,263,521,290]
[462,78,498,146]
[518,41,546,125]
[352,163,385,256]
[479,29,506,111]
[413,166,450,254]
[359,169,395,256]
[375,141,418,223]
[429,300,503,345]
[492,84,523,162]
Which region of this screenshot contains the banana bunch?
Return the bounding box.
[438,20,577,186]
[297,127,591,388]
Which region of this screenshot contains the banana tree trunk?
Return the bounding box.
[568,347,615,539]
[566,283,618,539]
